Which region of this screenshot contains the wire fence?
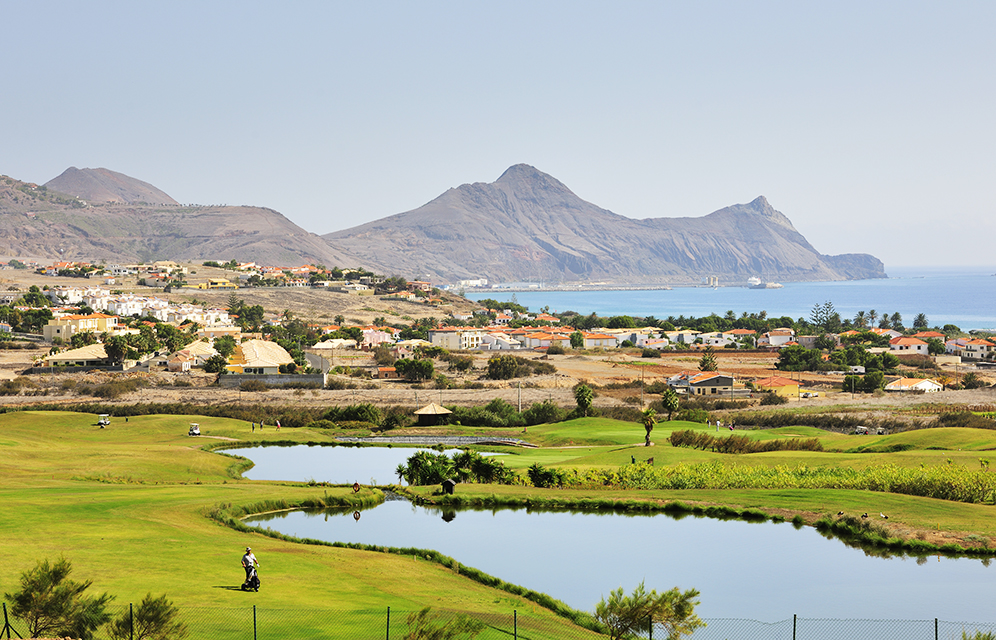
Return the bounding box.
[4,603,996,640]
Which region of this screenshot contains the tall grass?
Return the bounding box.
[669,429,823,454]
[552,461,996,504]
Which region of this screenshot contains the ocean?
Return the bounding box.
[465,266,996,331]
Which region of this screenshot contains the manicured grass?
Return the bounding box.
[5,408,996,638]
[0,411,600,639]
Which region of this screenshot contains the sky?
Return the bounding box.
[3,1,995,269]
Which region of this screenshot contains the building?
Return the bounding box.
[428,327,485,350]
[889,336,929,354]
[43,313,120,342]
[884,378,943,393]
[753,375,800,398]
[226,339,295,374]
[42,343,111,367]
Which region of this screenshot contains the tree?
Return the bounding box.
[962,372,987,390]
[213,335,237,358]
[486,355,519,380]
[594,581,704,640]
[5,557,114,640]
[698,346,718,372]
[660,387,680,421]
[641,408,657,447]
[570,331,584,349]
[926,337,946,356]
[203,354,229,374]
[814,335,837,351]
[891,312,904,331]
[853,310,867,329]
[394,358,435,381]
[574,384,594,417]
[810,301,836,331]
[71,331,98,349]
[103,335,129,364]
[913,313,929,329]
[868,309,878,327]
[108,593,187,640]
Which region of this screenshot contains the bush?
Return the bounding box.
[521,400,568,425]
[546,344,565,355]
[108,592,187,640]
[325,377,358,390]
[641,348,661,358]
[5,557,114,640]
[528,462,566,488]
[325,403,381,426]
[759,392,788,405]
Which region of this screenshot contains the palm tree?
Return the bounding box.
[660,387,680,421]
[853,311,867,329]
[642,408,657,447]
[868,309,878,327]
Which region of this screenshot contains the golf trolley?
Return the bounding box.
[242,564,260,592]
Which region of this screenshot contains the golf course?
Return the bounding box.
[2,408,996,638]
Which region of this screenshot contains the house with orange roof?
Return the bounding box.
[963,338,995,361]
[889,336,928,355]
[582,332,618,349]
[522,332,572,350]
[753,375,800,398]
[913,330,946,341]
[758,329,795,348]
[869,327,902,339]
[534,313,560,324]
[885,377,943,393]
[43,313,120,342]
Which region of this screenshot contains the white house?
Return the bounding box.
[885,378,943,393]
[889,336,928,354]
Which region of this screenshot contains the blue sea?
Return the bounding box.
[466,266,996,331]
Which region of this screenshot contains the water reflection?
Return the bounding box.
[245,498,994,621]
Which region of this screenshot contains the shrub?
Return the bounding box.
[527,463,566,488]
[239,380,269,392]
[759,392,788,405]
[546,344,565,355]
[521,400,568,425]
[325,377,358,390]
[641,348,662,358]
[5,557,114,640]
[304,419,338,430]
[108,592,187,640]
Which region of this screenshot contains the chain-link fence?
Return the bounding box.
[4,603,996,640]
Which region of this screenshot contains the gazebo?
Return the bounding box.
[414,403,452,426]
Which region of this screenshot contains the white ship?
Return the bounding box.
[748,276,783,289]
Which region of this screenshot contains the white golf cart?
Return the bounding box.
[97,414,110,428]
[188,423,201,436]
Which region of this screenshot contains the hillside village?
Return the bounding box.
[0,258,993,410]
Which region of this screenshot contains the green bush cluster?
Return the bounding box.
[668,429,823,454]
[396,450,515,485]
[731,411,909,433]
[527,463,566,488]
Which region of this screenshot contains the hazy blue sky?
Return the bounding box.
[3,2,994,268]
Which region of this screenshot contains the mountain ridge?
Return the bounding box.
[324,164,885,284]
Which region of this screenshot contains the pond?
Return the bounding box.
[233,446,996,621]
[222,444,503,486]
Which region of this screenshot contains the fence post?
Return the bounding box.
[514,610,517,640]
[386,606,390,640]
[129,602,133,640]
[253,605,257,640]
[793,614,797,640]
[935,617,938,640]
[648,615,653,640]
[3,602,10,640]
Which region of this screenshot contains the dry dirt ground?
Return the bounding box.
[0,264,476,326]
[3,345,995,413]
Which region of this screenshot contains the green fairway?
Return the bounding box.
[4,409,996,638]
[0,411,600,639]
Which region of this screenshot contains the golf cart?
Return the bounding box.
[188,423,201,436]
[97,414,110,428]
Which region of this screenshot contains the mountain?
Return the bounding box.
[0,172,357,266]
[45,167,179,205]
[323,164,886,284]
